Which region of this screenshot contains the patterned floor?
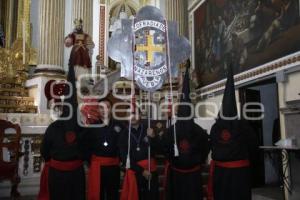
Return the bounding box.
[0,192,283,200]
[0,196,281,200]
[252,187,283,200]
[0,186,284,200]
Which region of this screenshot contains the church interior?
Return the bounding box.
[1,0,300,200]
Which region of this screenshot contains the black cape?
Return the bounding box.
[40,64,85,200]
[210,60,258,200]
[41,120,86,200]
[162,121,210,200]
[118,123,160,200]
[210,119,258,200]
[82,119,122,200]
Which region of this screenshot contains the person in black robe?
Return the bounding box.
[208,61,258,200]
[119,110,160,200]
[38,65,86,200]
[161,60,210,200]
[82,97,122,200]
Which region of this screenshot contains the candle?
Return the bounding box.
[22,20,26,65]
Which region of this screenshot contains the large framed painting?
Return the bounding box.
[193,0,300,88]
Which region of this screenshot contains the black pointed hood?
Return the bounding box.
[61,66,78,128]
[210,61,239,147]
[177,59,192,118]
[219,63,238,120]
[175,59,195,138]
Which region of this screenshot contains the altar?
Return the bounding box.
[0,0,178,198]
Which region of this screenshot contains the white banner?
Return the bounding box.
[137,76,162,89]
[134,20,166,32]
[134,65,168,77]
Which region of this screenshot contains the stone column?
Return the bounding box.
[3,0,15,48]
[72,0,93,35]
[165,0,187,37]
[140,0,160,7]
[36,0,65,75]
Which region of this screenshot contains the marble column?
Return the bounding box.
[140,0,160,7]
[4,0,15,48]
[36,0,65,75]
[72,0,93,35]
[165,0,188,37]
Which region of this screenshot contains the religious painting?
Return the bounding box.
[194,0,300,87]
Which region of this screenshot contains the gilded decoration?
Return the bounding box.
[0,43,37,113]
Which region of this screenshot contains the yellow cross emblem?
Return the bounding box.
[136,33,164,64]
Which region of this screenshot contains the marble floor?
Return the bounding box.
[0,196,282,200]
[0,188,284,200]
[253,186,283,200]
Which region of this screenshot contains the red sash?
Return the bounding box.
[207,159,250,200]
[163,161,171,200]
[88,156,120,200]
[120,159,157,200]
[163,161,201,199]
[37,159,83,200]
[172,165,201,173]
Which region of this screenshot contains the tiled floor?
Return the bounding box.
[0,196,282,200]
[253,186,283,200]
[0,189,284,200]
[0,197,35,200]
[252,187,284,200]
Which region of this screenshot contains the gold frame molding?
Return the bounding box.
[196,52,300,96]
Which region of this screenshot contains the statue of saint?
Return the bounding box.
[65,19,95,80]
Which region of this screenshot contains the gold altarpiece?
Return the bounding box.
[0,0,37,113]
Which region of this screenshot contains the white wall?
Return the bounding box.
[281,71,300,103]
[277,69,300,200]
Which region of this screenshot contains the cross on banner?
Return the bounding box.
[107,6,191,92]
[105,7,191,188]
[136,32,164,64]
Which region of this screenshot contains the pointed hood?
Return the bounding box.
[61,66,78,128]
[210,61,239,150]
[219,63,238,120]
[177,59,192,118]
[175,59,195,140]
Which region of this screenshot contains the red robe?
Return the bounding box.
[66,33,92,68]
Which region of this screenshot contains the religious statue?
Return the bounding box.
[64,19,95,80]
